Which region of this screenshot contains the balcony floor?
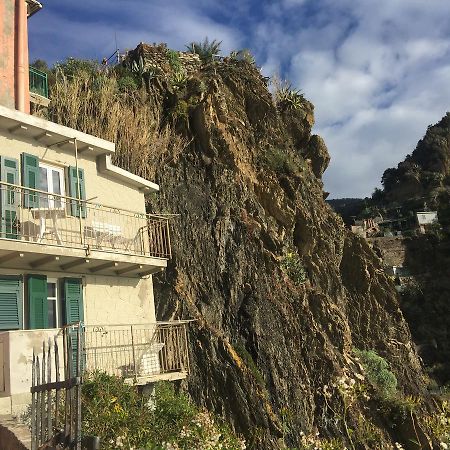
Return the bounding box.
[0,238,166,277]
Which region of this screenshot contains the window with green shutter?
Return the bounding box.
[63,278,84,375]
[68,167,86,218]
[63,278,84,325]
[0,157,20,239]
[0,276,23,330]
[28,275,48,329]
[21,153,39,208]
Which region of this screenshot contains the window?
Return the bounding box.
[47,278,59,328]
[38,163,65,209]
[28,276,83,330]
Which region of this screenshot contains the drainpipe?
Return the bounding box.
[15,0,30,113]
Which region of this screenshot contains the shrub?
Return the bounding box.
[272,79,305,111]
[82,372,245,449]
[354,349,397,398]
[171,70,188,90]
[229,49,256,65]
[424,400,450,448]
[117,75,139,92]
[167,49,182,72]
[54,57,100,78]
[261,147,297,174]
[186,37,222,63]
[281,252,307,285]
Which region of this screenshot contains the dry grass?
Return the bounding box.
[47,69,189,180]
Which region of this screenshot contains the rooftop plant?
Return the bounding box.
[186,37,222,63]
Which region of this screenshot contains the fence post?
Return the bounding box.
[47,339,52,442]
[31,352,36,450]
[131,325,137,381]
[76,324,82,450]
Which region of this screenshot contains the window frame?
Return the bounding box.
[38,162,66,210]
[46,277,59,329]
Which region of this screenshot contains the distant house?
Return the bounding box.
[350,218,379,238]
[415,211,438,234]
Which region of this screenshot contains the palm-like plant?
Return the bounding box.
[186,37,222,63]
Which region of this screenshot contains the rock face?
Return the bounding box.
[381,112,450,205]
[304,134,330,178]
[47,46,437,449]
[138,49,429,447]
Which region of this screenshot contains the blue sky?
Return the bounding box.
[29,0,450,198]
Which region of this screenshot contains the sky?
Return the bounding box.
[28,0,450,198]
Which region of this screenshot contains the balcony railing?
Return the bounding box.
[0,181,172,259]
[81,322,190,380]
[29,66,49,98]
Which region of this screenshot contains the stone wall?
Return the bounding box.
[368,237,407,267]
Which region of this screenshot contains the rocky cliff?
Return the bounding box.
[381,113,450,207]
[45,45,445,449]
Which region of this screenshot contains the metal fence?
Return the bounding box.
[0,181,172,259]
[30,325,91,450]
[83,322,190,381]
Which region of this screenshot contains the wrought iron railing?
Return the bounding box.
[29,66,49,98]
[0,181,172,259]
[82,322,190,380]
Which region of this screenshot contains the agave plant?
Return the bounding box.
[275,83,305,110]
[171,70,188,90]
[229,49,256,65]
[186,37,222,63]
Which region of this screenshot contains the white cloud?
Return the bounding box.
[29,0,450,198]
[252,0,450,197]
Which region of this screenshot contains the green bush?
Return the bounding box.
[261,147,297,174]
[167,49,182,72]
[54,57,100,78]
[354,349,397,398]
[82,372,244,449]
[117,75,139,92]
[281,252,307,285]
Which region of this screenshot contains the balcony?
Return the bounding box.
[0,182,172,277]
[83,321,191,383]
[0,321,190,413]
[29,66,49,107]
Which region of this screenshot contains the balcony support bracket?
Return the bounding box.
[90,261,118,273]
[0,252,24,265]
[30,255,60,268]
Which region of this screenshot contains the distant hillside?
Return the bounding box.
[327,197,366,225]
[381,112,450,210]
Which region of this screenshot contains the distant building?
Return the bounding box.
[416,211,438,234]
[350,218,379,238]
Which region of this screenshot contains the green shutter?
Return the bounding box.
[21,153,39,208]
[28,275,48,329]
[64,278,84,376]
[0,276,23,330]
[68,167,86,218]
[64,278,84,325]
[0,157,20,239]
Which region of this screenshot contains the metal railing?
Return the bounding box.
[83,322,190,380]
[29,66,49,98]
[0,181,172,259]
